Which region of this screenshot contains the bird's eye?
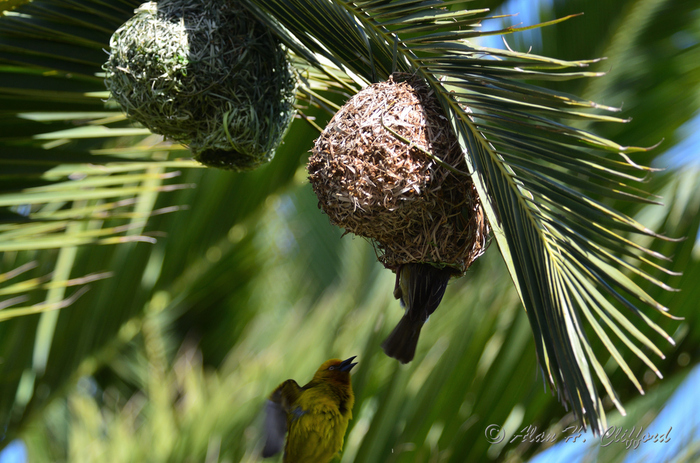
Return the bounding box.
[328,366,336,370]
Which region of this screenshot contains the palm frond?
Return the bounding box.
[0,0,204,430]
[0,0,683,438]
[0,0,195,312]
[0,262,108,323]
[242,0,678,432]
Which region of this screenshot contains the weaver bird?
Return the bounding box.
[262,356,357,463]
[382,263,455,363]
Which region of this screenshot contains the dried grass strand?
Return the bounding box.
[309,73,490,273]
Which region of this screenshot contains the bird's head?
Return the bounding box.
[313,356,357,385]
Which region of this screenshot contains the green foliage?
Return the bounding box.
[0,0,699,462]
[15,166,700,462]
[237,0,694,432]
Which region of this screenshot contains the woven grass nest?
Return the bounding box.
[104,0,296,171]
[308,74,490,274]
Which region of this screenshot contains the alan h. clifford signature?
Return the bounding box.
[485,423,673,450]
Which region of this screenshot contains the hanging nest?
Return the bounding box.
[103,0,297,171]
[308,73,490,274]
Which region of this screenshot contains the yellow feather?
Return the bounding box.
[263,358,356,463]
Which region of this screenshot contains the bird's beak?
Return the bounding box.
[338,356,357,372]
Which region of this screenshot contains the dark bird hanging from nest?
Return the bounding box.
[308,74,490,364]
[382,263,456,363]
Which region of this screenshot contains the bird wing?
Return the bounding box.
[262,379,302,458]
[405,264,452,322]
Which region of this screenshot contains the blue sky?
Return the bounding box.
[656,112,700,169]
[530,364,700,463]
[0,441,25,463]
[483,1,700,461]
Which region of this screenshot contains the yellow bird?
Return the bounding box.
[262,356,357,463]
[382,263,455,363]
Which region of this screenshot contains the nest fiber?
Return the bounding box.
[104,0,296,170]
[308,74,490,273]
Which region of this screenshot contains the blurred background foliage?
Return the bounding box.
[0,0,699,462]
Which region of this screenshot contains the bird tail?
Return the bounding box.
[381,315,423,364]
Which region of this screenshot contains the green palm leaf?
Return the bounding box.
[241,0,678,432]
[0,1,191,268]
[0,0,197,430]
[0,0,684,441]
